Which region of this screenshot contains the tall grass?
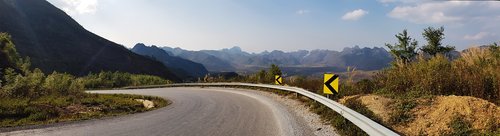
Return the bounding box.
[453,47,499,103]
[374,45,500,104]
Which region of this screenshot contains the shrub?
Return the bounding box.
[374,44,500,104]
[0,98,29,119]
[453,46,500,104]
[1,68,47,98]
[81,71,170,89]
[354,79,375,94]
[388,99,416,125]
[445,114,473,136]
[131,74,169,86]
[43,72,82,96]
[287,76,323,94]
[374,55,454,97]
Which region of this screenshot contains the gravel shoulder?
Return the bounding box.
[225,88,339,136]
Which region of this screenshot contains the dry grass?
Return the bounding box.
[374,45,500,104]
[453,47,500,104]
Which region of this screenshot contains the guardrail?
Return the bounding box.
[129,83,399,136]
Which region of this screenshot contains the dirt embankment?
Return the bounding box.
[340,95,500,135]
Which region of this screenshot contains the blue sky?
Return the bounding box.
[47,0,500,53]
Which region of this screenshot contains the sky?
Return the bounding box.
[46,0,500,53]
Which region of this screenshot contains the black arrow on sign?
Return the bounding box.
[325,74,339,94]
[276,75,282,85]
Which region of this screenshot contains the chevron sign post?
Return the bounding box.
[323,73,339,95]
[275,75,283,85]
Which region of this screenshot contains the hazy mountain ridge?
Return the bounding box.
[0,0,180,81]
[131,43,208,79]
[161,47,236,72]
[156,45,393,75]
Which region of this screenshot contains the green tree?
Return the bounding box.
[1,33,22,83]
[111,71,132,87]
[268,64,282,76]
[385,29,418,63]
[267,64,282,83]
[489,42,499,59]
[256,70,267,83]
[0,33,21,69]
[420,26,455,56]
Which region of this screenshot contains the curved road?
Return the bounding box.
[3,87,316,136]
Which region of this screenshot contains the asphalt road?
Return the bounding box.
[2,87,314,136]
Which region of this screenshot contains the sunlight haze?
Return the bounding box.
[47,0,500,53]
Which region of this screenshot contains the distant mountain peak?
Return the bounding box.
[229,46,242,51]
[135,43,147,47]
[261,50,270,54]
[270,50,285,54]
[222,46,243,53]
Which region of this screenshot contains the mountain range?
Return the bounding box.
[131,43,208,79]
[0,0,180,81]
[160,45,393,75]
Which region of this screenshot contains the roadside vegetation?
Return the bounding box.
[81,71,172,89]
[200,27,499,136]
[0,94,168,127]
[0,33,170,127]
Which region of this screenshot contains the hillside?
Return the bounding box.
[339,95,499,135]
[0,0,179,81]
[131,43,208,79]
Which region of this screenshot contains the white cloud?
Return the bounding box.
[388,2,469,24]
[464,32,490,40]
[341,9,368,21]
[58,0,98,15]
[378,0,429,4]
[296,9,310,15]
[387,1,500,26]
[378,0,397,3]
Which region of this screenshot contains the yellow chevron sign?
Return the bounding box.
[323,73,339,94]
[275,75,283,85]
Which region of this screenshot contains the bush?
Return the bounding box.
[444,114,473,136]
[388,99,416,125]
[130,74,169,86]
[0,98,29,119]
[287,76,323,94]
[453,47,500,104]
[353,79,375,94]
[43,72,83,96]
[375,55,453,96]
[1,68,48,98]
[81,71,170,89]
[374,45,500,104]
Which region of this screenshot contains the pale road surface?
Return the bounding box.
[1,87,318,136]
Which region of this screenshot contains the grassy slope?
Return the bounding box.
[0,94,169,127]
